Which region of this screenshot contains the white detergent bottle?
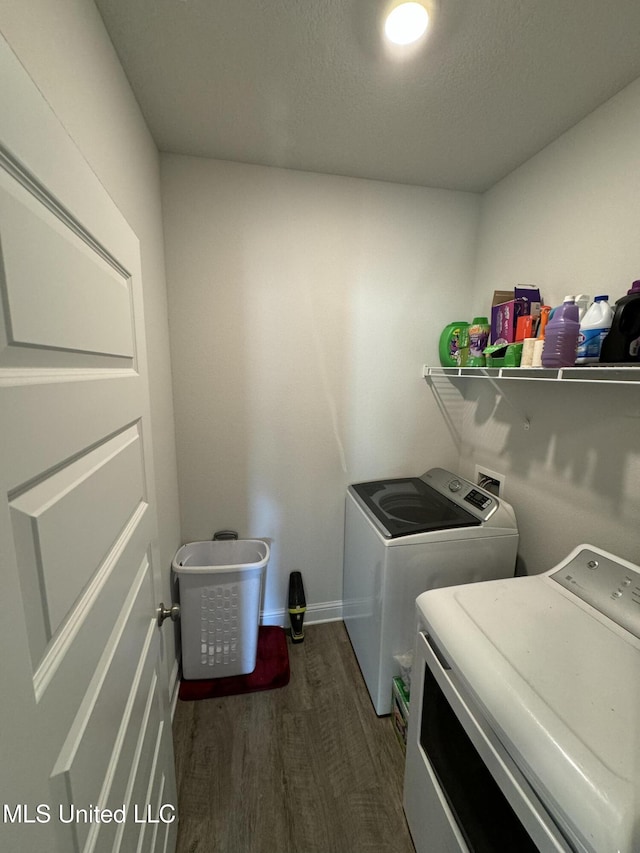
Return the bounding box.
[575,295,614,364]
[575,294,590,320]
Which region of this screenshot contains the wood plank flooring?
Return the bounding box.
[173,621,416,853]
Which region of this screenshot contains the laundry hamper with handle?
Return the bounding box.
[172,539,270,679]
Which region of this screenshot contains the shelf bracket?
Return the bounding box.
[482,374,531,431]
[423,366,531,430]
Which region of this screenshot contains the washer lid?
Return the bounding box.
[418,552,640,853]
[349,476,481,538]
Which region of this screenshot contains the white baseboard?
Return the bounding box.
[261,599,343,628]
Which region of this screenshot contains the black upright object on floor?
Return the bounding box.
[288,571,306,643]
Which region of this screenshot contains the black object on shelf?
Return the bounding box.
[288,571,306,643]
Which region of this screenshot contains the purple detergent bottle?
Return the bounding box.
[541,296,580,368]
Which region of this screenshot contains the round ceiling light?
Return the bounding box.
[384,2,430,45]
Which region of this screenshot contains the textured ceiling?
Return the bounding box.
[95,0,640,192]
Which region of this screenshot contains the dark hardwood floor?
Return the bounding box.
[173,621,416,853]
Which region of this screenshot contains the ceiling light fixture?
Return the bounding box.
[384,2,430,45]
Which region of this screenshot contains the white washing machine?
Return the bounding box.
[342,467,518,715]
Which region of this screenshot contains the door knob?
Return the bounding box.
[157,602,180,626]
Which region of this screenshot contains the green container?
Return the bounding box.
[438,321,470,367]
[484,342,524,368]
[467,316,491,367]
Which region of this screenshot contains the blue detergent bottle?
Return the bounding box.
[575,296,613,364]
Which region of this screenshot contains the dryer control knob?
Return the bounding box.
[449,479,462,492]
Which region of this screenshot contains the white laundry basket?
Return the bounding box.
[172,539,270,680]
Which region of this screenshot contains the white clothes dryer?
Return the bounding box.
[404,544,640,853]
[342,467,518,715]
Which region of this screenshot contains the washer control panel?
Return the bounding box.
[464,488,493,512]
[552,547,640,640]
[422,468,497,522]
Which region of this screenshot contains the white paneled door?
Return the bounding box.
[0,35,177,853]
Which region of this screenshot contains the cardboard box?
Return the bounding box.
[491,287,541,310]
[491,298,529,344]
[515,314,535,341]
[514,285,542,317]
[491,286,542,344]
[484,342,523,368]
[391,676,410,751]
[491,290,514,308]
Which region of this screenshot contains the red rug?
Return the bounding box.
[178,626,290,701]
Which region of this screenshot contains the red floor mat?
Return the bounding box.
[178,625,290,701]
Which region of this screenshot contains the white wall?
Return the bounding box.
[456,76,640,572]
[0,1,182,676]
[162,156,480,621]
[13,0,631,628]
